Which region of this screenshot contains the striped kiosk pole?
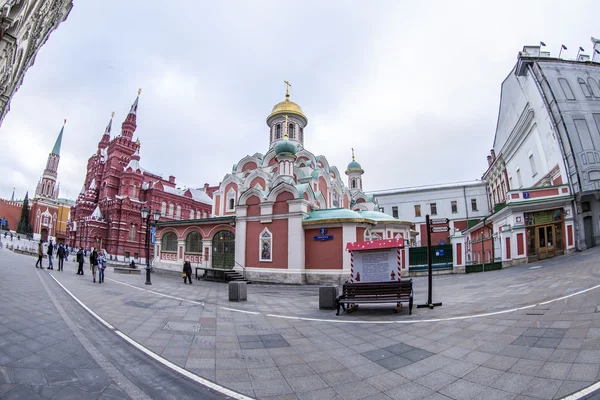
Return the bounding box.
[397,247,402,280]
[350,251,354,283]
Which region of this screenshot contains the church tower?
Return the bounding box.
[35,120,65,199]
[267,81,307,151]
[120,90,140,140]
[345,148,364,193]
[274,117,298,177]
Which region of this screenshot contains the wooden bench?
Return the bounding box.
[335,280,413,316]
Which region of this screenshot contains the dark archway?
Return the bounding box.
[212,230,235,268]
[41,228,48,242]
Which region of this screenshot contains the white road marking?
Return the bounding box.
[50,275,254,400]
[220,307,261,315]
[105,277,205,306]
[561,380,600,400]
[529,266,542,269]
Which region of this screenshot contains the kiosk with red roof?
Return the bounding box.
[345,238,405,283]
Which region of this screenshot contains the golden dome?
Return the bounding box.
[267,94,308,125]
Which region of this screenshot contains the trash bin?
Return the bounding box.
[319,285,339,309]
[229,281,247,301]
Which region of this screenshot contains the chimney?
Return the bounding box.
[204,183,209,191]
[169,175,175,184]
[490,149,496,161]
[487,155,492,166]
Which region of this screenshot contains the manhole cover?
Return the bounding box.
[125,300,153,309]
[163,321,201,333]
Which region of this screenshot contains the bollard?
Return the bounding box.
[229,281,247,301]
[319,285,339,309]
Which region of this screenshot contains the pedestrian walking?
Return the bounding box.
[46,240,54,270]
[90,247,99,283]
[57,243,66,271]
[35,239,43,268]
[10,233,12,241]
[183,261,192,284]
[76,247,84,275]
[98,250,107,284]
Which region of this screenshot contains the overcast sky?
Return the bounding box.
[0,0,598,201]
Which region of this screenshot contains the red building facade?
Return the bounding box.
[67,92,214,262]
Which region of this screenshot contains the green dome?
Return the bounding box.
[275,140,297,156]
[347,160,362,170]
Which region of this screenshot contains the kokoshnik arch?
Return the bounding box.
[152,83,417,284]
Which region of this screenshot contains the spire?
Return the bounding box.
[284,80,291,100]
[10,188,14,201]
[130,88,141,115]
[121,90,140,140]
[105,112,114,135]
[99,112,114,147]
[51,119,66,155]
[352,147,355,161]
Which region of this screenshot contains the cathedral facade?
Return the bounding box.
[153,86,415,283]
[67,92,214,262]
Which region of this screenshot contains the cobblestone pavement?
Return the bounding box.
[0,248,232,399]
[5,247,600,400]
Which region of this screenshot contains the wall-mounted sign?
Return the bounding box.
[314,228,333,241]
[430,218,449,225]
[523,192,530,199]
[436,249,445,257]
[431,226,450,233]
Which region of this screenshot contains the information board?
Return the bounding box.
[352,248,399,283]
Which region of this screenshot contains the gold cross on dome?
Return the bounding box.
[138,88,142,96]
[284,80,291,96]
[352,148,355,161]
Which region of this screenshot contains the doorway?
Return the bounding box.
[41,228,48,242]
[584,216,594,249]
[536,224,555,260]
[212,230,235,268]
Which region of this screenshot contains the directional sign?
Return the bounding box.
[430,218,449,225]
[431,226,450,233]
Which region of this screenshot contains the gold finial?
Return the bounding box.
[352,148,355,161]
[111,111,115,118]
[63,119,67,125]
[283,115,289,140]
[136,138,141,145]
[138,88,142,96]
[284,80,291,99]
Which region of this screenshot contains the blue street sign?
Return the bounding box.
[319,228,328,235]
[436,249,445,257]
[314,235,333,241]
[151,227,156,244]
[523,192,530,199]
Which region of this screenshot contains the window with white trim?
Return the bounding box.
[168,203,174,217]
[162,232,177,252]
[226,189,236,211]
[529,154,537,176]
[516,168,523,188]
[392,206,398,219]
[176,205,181,220]
[259,228,272,262]
[128,224,136,241]
[430,203,437,215]
[161,202,167,216]
[189,210,194,219]
[451,201,458,213]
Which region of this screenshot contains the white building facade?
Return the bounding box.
[371,181,489,246]
[468,40,600,266]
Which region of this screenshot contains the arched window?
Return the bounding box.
[259,228,272,262]
[168,203,174,217]
[558,78,575,100]
[162,232,177,252]
[129,224,136,241]
[189,210,194,219]
[161,202,167,216]
[276,124,281,139]
[176,205,181,220]
[578,78,592,98]
[203,211,208,218]
[195,210,200,219]
[226,189,236,211]
[229,198,234,210]
[185,231,202,253]
[588,78,600,97]
[299,127,304,142]
[351,179,356,189]
[289,123,295,139]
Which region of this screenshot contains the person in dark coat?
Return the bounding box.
[183,261,192,284]
[76,247,84,275]
[57,244,66,271]
[46,240,54,270]
[90,247,99,283]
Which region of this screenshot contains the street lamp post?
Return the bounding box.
[141,207,161,285]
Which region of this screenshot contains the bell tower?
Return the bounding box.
[345,148,364,193]
[35,120,65,199]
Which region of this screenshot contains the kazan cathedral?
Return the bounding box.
[153,85,416,283]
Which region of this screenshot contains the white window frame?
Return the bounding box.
[471,198,478,211]
[392,206,398,219]
[528,152,537,177]
[516,167,523,188]
[430,203,437,216]
[226,188,236,212]
[259,228,272,262]
[451,201,458,213]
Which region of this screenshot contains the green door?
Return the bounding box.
[212,231,235,268]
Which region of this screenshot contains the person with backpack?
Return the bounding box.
[76,247,85,275]
[35,240,43,268]
[98,250,107,284]
[90,247,99,283]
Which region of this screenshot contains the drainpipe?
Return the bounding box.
[463,186,469,230]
